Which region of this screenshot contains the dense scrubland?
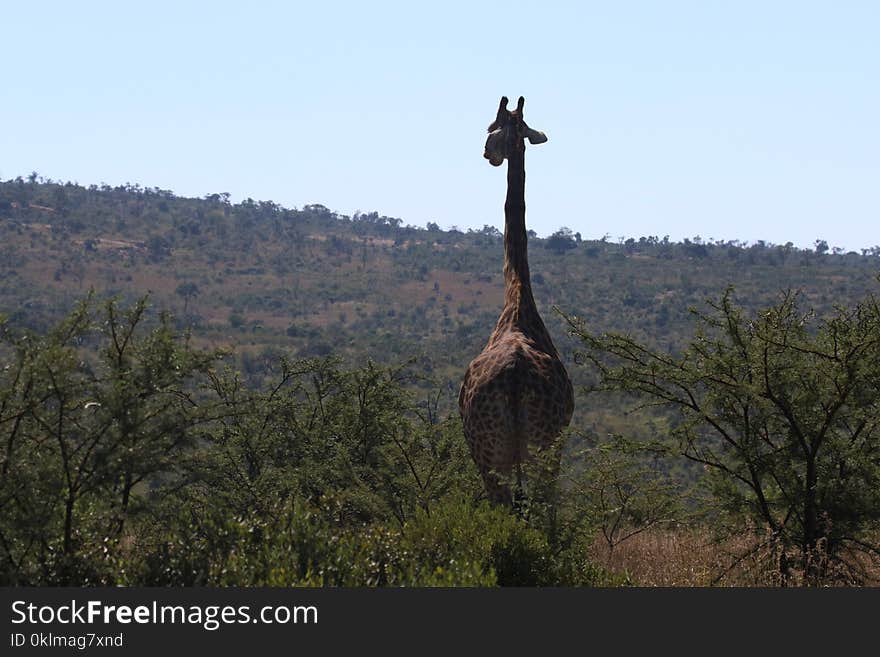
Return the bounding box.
[1,176,878,586]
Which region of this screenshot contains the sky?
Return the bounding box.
[2,1,878,250]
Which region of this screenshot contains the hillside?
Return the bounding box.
[2,176,879,432]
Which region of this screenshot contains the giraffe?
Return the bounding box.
[459,96,574,506]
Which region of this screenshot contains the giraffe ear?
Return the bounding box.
[488,96,509,132]
[523,122,548,145]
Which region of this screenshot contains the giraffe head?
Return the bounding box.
[483,96,547,167]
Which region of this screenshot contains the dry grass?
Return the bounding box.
[588,527,880,587]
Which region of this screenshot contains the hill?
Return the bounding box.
[2,175,879,433]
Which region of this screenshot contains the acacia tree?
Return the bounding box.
[569,439,680,562]
[175,282,199,317]
[568,289,880,584]
[545,227,577,255]
[196,357,479,529]
[0,296,219,584]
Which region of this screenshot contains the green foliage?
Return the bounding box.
[126,493,620,587]
[0,296,220,584]
[126,496,558,587]
[570,288,880,584]
[197,357,481,526]
[545,226,577,255]
[566,436,682,556]
[0,297,620,586]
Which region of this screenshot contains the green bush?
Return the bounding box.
[1,297,616,587]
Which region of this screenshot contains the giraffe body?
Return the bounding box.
[459,96,574,505]
[459,331,573,504]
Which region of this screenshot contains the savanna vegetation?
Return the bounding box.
[1,175,879,586]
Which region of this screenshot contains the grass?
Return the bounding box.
[588,527,880,587]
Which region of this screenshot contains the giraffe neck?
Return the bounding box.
[489,145,558,355]
[503,144,530,289]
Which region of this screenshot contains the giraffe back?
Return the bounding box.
[459,329,573,471]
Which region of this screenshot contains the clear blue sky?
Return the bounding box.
[3,1,878,249]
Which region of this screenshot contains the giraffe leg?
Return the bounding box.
[512,463,529,520]
[480,465,513,507]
